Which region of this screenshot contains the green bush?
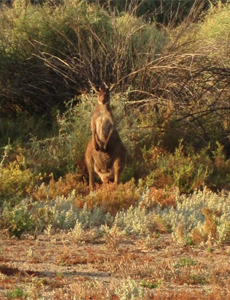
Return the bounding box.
[0,203,34,238]
[141,141,230,193]
[6,287,28,299]
[0,113,55,148]
[87,0,201,25]
[0,0,165,116]
[0,160,36,204]
[198,2,230,67]
[143,142,211,193]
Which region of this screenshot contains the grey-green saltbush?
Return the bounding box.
[158,188,230,243]
[114,205,154,236]
[115,278,146,300]
[17,191,112,233]
[3,187,230,244]
[114,187,230,243]
[46,193,112,230]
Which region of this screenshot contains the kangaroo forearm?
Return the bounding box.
[104,129,114,149]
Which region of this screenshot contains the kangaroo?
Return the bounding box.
[91,88,114,152]
[85,88,126,190]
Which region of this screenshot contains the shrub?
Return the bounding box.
[0,0,165,116]
[113,205,161,236]
[3,180,230,245]
[139,186,178,209]
[159,188,230,244]
[207,142,230,190]
[31,192,112,231]
[27,94,94,177]
[0,112,57,149]
[114,278,146,300]
[78,179,140,216]
[198,2,230,67]
[0,191,113,237]
[6,287,28,299]
[87,0,202,25]
[143,142,211,193]
[0,160,36,204]
[32,174,88,201]
[0,202,34,238]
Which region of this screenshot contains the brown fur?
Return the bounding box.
[85,88,126,190]
[91,88,114,152]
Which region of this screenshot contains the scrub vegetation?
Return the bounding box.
[0,0,230,299]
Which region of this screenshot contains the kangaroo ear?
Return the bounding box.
[88,79,100,93]
[103,82,109,89]
[109,83,116,92]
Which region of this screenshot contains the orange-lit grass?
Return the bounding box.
[76,179,140,215]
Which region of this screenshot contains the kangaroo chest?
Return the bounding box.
[96,113,113,141]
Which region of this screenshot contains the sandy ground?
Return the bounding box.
[0,232,230,299]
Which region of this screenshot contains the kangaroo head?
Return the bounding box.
[98,88,110,105]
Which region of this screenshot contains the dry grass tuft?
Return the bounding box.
[77,179,140,215]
